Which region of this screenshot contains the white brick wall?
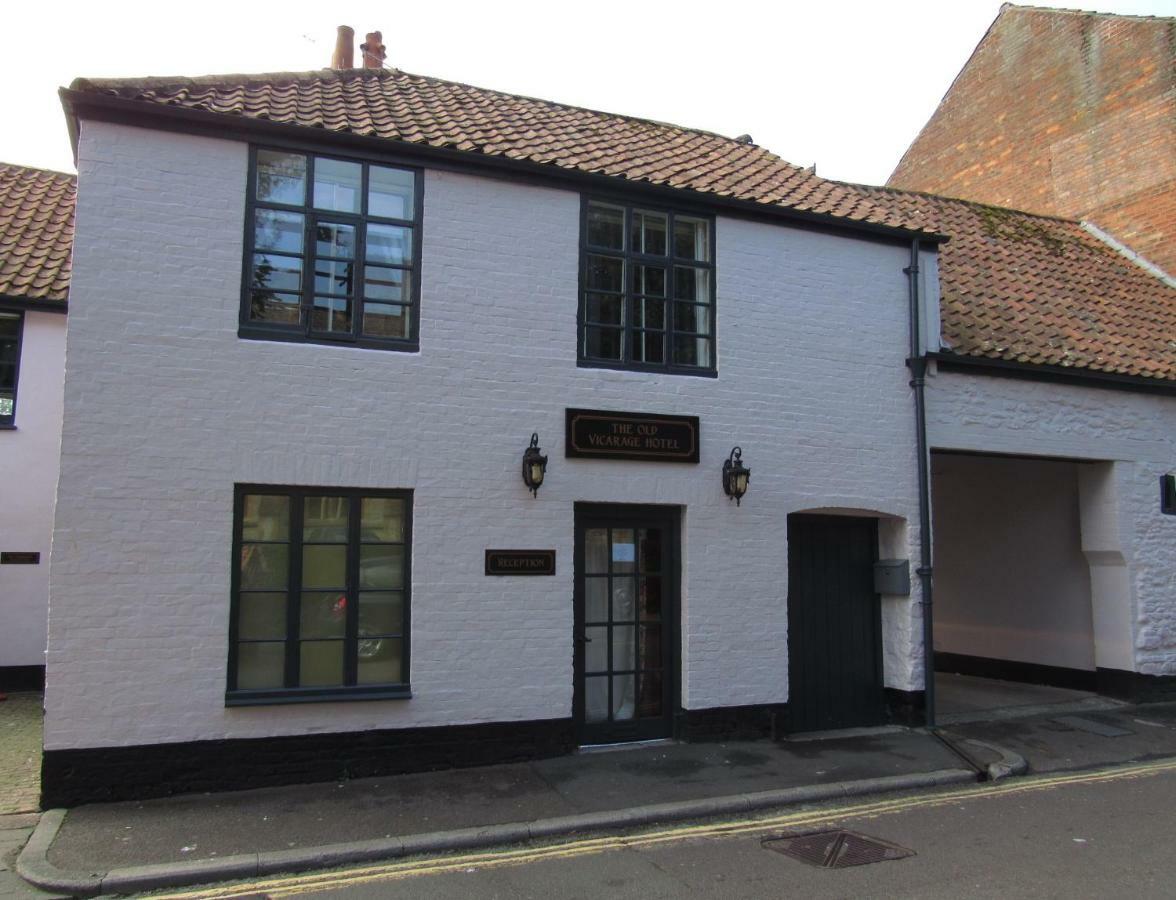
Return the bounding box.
[926,368,1176,676]
[0,311,66,668]
[46,121,926,750]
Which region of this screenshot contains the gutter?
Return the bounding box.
[57,88,949,249]
[904,240,936,728]
[929,352,1176,397]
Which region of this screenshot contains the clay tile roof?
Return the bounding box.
[0,163,74,305]
[844,183,1176,382]
[67,68,928,234]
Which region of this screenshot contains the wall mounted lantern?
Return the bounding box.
[722,446,750,506]
[522,433,548,497]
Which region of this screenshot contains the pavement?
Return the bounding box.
[7,683,1176,897]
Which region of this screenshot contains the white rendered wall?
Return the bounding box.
[931,453,1095,670]
[926,368,1176,676]
[0,311,66,669]
[46,122,925,750]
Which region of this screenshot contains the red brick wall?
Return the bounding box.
[889,6,1176,274]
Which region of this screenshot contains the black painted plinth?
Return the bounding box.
[935,652,1096,691]
[679,703,788,741]
[1096,668,1176,703]
[0,665,44,692]
[884,688,927,727]
[42,717,575,809]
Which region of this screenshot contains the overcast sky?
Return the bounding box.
[4,0,1174,184]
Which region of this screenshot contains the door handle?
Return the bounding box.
[575,635,592,644]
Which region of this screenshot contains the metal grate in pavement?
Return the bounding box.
[763,829,915,868]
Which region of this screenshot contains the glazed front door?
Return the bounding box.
[574,505,677,744]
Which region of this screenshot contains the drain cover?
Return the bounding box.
[763,830,915,868]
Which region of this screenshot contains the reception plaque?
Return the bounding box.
[0,552,40,565]
[565,408,700,463]
[485,549,557,576]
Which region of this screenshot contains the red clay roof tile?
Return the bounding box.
[0,163,75,304]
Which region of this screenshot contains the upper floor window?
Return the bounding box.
[242,148,422,351]
[580,200,715,375]
[0,312,22,426]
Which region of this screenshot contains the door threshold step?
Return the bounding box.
[784,724,909,742]
[577,738,677,754]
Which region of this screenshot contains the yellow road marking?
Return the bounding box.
[151,757,1176,899]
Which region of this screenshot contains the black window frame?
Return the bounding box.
[227,484,413,706]
[578,197,717,377]
[240,146,424,352]
[0,310,23,428]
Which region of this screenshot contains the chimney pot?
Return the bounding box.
[331,26,355,69]
[361,30,387,68]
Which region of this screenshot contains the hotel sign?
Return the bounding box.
[485,550,557,576]
[565,408,700,463]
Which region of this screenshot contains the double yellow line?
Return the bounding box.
[153,757,1176,899]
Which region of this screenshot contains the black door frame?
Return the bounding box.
[786,513,885,732]
[573,503,682,745]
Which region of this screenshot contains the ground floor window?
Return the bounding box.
[227,485,411,704]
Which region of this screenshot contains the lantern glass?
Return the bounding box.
[529,460,545,487]
[734,471,748,496]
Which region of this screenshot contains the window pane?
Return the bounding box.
[674,217,709,261]
[673,334,712,368]
[303,496,349,542]
[250,290,301,324]
[632,211,667,256]
[366,223,412,265]
[638,528,661,574]
[630,297,665,329]
[237,641,285,689]
[585,577,608,621]
[252,254,302,293]
[612,675,636,720]
[240,544,288,590]
[359,591,404,635]
[360,545,404,589]
[634,265,665,297]
[302,545,347,589]
[673,266,711,303]
[640,624,662,670]
[585,255,623,292]
[639,671,663,718]
[631,331,664,364]
[369,166,415,219]
[586,204,624,250]
[238,592,287,640]
[364,265,408,302]
[585,626,607,672]
[612,624,635,671]
[254,210,304,254]
[641,576,663,620]
[316,223,356,259]
[313,158,362,213]
[314,260,355,297]
[300,591,348,639]
[358,638,403,684]
[256,150,307,205]
[612,577,635,621]
[585,529,609,574]
[583,326,622,360]
[673,302,712,336]
[311,296,352,333]
[585,293,622,325]
[585,675,608,722]
[362,303,410,339]
[241,495,289,541]
[361,498,405,542]
[300,640,344,686]
[0,314,18,418]
[612,530,636,574]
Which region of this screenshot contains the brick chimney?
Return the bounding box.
[361,31,386,68]
[331,26,355,69]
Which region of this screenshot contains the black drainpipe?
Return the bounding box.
[904,239,936,729]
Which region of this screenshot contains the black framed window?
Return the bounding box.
[0,312,22,427]
[242,148,422,351]
[228,485,412,705]
[580,199,715,375]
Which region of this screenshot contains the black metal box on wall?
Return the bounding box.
[874,559,911,595]
[1162,474,1176,515]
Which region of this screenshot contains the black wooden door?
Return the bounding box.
[787,514,885,732]
[574,505,677,744]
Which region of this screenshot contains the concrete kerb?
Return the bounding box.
[962,738,1029,781]
[17,767,981,896]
